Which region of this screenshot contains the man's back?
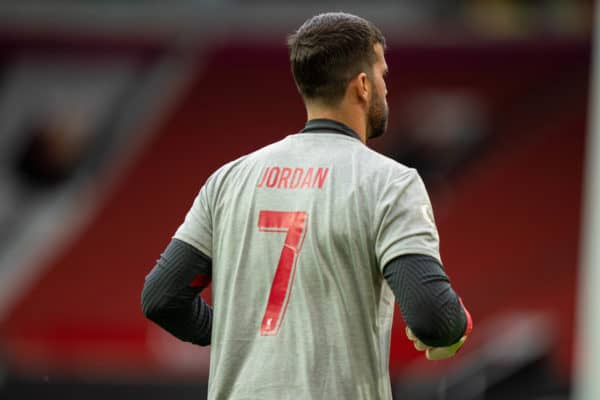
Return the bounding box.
[174,121,441,399]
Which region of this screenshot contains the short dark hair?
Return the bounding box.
[288,12,386,105]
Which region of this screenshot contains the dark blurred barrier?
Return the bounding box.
[1,377,208,400]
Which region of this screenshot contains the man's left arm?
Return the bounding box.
[141,238,212,346]
[375,169,473,360]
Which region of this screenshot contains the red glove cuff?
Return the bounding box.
[459,297,473,337]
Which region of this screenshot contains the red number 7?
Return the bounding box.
[257,210,308,336]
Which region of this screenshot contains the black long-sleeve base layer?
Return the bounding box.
[383,254,467,347]
[141,238,213,346]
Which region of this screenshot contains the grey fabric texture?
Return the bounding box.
[170,119,444,399]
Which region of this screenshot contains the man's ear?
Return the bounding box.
[356,72,369,103]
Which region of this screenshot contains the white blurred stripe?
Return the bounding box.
[573,2,600,400]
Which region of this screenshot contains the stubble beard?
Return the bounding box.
[366,88,388,140]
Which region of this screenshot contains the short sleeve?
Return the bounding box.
[173,184,213,258]
[375,169,441,270]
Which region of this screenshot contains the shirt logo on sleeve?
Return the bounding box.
[256,167,330,189]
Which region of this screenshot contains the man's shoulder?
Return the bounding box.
[359,145,414,178]
[206,138,288,183]
[207,154,249,183]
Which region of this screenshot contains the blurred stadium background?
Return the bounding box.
[0,1,596,399]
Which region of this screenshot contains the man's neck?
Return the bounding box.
[306,108,367,143]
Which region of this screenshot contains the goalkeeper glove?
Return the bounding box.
[406,297,473,361]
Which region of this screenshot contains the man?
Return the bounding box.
[142,12,472,399]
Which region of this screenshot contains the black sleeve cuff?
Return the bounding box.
[383,254,467,347]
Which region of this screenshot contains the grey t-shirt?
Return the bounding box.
[174,124,440,400]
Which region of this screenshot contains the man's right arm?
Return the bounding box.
[383,254,472,356]
[141,238,213,346]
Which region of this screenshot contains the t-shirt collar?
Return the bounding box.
[300,118,361,141]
